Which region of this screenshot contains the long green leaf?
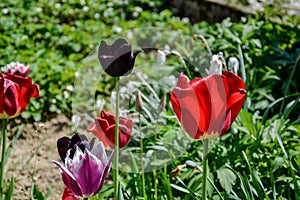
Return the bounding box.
[4,176,14,200]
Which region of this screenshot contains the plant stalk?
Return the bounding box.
[202,139,209,200]
[0,119,8,196]
[138,112,147,199]
[113,77,120,200]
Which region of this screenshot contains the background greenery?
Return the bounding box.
[0,0,299,199]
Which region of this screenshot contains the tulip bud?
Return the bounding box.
[135,90,143,111]
[158,94,166,114]
[228,57,239,74]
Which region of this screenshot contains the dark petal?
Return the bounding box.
[99,40,112,57]
[111,38,128,53]
[129,49,143,67]
[99,55,115,72]
[113,43,132,58]
[57,136,72,162]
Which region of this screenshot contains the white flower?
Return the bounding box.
[157,50,167,64]
[94,13,100,19]
[208,55,222,74]
[66,85,74,92]
[82,6,89,12]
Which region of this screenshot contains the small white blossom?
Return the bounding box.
[55,3,61,9]
[66,85,74,92]
[157,50,167,64]
[208,55,222,74]
[82,6,89,12]
[35,7,42,12]
[112,26,122,33]
[94,13,100,19]
[63,91,70,99]
[2,8,9,15]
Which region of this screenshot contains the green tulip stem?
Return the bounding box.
[202,139,209,200]
[138,112,147,199]
[113,77,120,200]
[0,118,8,196]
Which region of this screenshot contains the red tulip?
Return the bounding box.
[0,73,39,119]
[170,71,246,140]
[87,110,132,149]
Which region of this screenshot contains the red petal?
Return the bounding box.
[101,110,115,125]
[3,80,19,117]
[87,119,110,148]
[62,186,78,200]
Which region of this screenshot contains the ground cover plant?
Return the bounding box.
[0,0,299,199]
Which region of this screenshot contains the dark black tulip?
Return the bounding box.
[57,133,95,163]
[98,38,143,77]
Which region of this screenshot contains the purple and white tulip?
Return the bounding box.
[53,141,114,198]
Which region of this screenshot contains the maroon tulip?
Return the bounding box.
[170,71,246,140]
[0,73,39,119]
[53,141,114,198]
[87,110,132,149]
[2,62,30,77]
[98,38,143,77]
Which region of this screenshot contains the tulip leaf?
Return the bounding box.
[31,183,45,200]
[4,176,14,200]
[217,167,237,193]
[170,184,190,194]
[273,157,285,172]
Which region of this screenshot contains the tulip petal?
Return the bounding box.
[99,40,112,56]
[3,81,19,117]
[52,160,83,197]
[72,151,103,197]
[111,38,128,53]
[62,186,78,200]
[0,77,4,115]
[87,118,110,147]
[97,149,115,193]
[57,136,72,163]
[171,71,246,139]
[101,110,115,125]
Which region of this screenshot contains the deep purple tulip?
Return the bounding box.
[98,38,143,77]
[53,141,114,198]
[57,133,95,163]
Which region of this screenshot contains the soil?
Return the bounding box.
[5,115,73,200]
